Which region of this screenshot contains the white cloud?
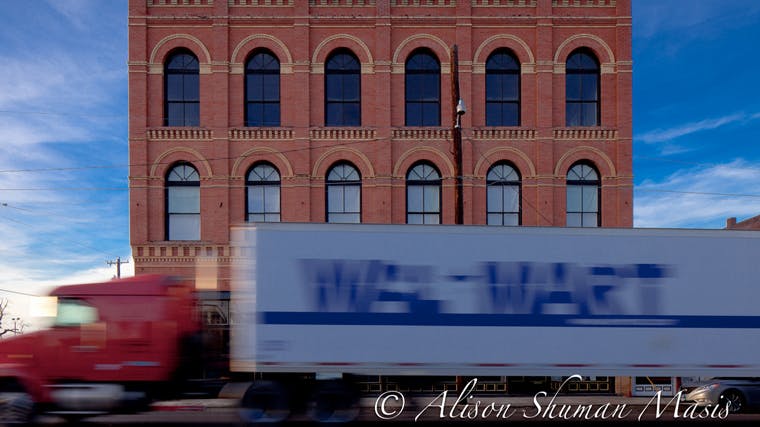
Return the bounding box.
[634,160,760,229]
[637,113,753,144]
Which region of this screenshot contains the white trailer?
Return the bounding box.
[230,223,760,419]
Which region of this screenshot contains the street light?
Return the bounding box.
[12,317,19,335]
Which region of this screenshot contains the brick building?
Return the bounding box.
[128,0,632,394]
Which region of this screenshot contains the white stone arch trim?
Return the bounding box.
[311,34,374,74]
[474,147,536,178]
[473,34,535,74]
[393,146,455,178]
[150,147,213,178]
[554,146,616,178]
[553,34,615,74]
[230,34,294,74]
[392,34,451,74]
[149,34,212,74]
[231,147,295,178]
[312,146,376,179]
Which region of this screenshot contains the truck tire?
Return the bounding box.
[720,389,745,414]
[239,381,290,424]
[0,392,35,426]
[309,380,359,423]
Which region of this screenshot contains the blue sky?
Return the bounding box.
[2,1,760,320]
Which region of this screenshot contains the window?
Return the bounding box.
[245,50,280,126]
[405,50,440,126]
[166,163,200,240]
[566,162,600,227]
[246,163,280,222]
[55,299,99,327]
[406,162,441,224]
[325,50,361,126]
[566,49,600,127]
[326,163,361,223]
[486,49,520,126]
[487,163,521,225]
[165,50,200,126]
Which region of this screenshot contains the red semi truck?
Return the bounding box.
[0,275,203,423]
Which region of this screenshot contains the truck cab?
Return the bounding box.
[0,275,200,423]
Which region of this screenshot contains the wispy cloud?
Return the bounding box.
[634,160,760,228]
[637,112,756,144]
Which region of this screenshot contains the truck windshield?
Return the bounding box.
[55,299,99,327]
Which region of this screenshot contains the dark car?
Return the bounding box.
[681,378,760,413]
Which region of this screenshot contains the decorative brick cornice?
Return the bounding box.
[147,128,213,141]
[310,128,377,140]
[229,128,294,140]
[392,128,452,140]
[149,0,213,6]
[553,128,618,140]
[392,0,456,6]
[473,128,536,140]
[230,0,293,5]
[309,0,375,6]
[134,243,236,265]
[473,0,536,6]
[552,0,616,7]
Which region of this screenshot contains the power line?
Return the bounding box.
[0,288,40,297]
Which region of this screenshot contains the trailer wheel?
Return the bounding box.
[720,389,745,414]
[309,380,359,423]
[0,392,35,426]
[239,381,290,424]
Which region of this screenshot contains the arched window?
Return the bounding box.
[164,50,200,126]
[246,163,280,222]
[566,48,600,127]
[325,50,361,126]
[406,162,441,224]
[486,49,520,126]
[566,162,600,227]
[405,49,440,126]
[326,163,361,223]
[245,50,280,127]
[166,163,200,240]
[487,163,521,226]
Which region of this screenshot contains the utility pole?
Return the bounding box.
[107,257,129,279]
[450,45,466,225]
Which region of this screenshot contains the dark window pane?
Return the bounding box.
[183,74,199,101]
[167,104,183,126]
[486,74,502,101]
[406,74,422,100]
[486,103,501,126]
[263,105,280,126]
[566,103,581,127]
[184,103,199,126]
[582,103,598,126]
[566,74,581,101]
[503,74,519,100]
[422,104,439,126]
[344,103,360,126]
[422,75,439,101]
[343,75,360,101]
[167,74,183,101]
[326,75,342,101]
[262,75,279,101]
[406,103,421,126]
[247,103,263,126]
[247,74,263,100]
[581,74,598,101]
[326,103,342,126]
[503,103,519,126]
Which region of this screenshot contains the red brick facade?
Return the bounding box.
[128,0,632,289]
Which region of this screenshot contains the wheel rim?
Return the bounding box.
[0,392,34,424]
[722,391,743,413]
